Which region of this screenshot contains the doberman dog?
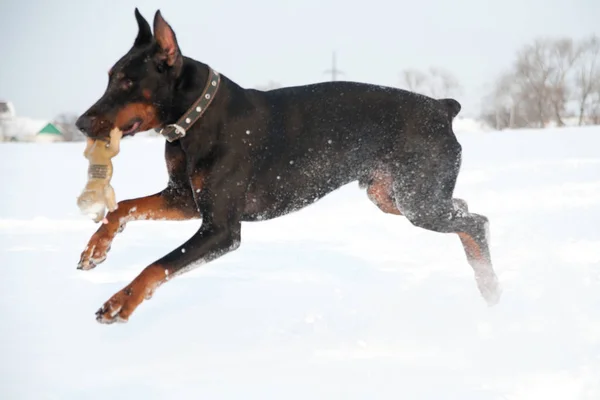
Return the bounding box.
[76,9,501,324]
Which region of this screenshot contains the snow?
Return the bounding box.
[1,126,600,399]
[453,116,494,134]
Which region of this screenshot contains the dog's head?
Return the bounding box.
[76,9,183,139]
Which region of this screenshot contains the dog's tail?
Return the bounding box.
[438,98,461,120]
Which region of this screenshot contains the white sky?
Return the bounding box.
[1,0,598,120]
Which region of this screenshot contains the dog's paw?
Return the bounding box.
[475,271,502,307]
[95,286,144,324]
[77,233,114,270]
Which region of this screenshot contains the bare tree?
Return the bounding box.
[513,39,555,128]
[400,67,462,98]
[427,67,462,98]
[482,35,598,130]
[574,35,600,125]
[482,73,509,130]
[589,83,600,124]
[547,38,581,126]
[481,71,531,130]
[401,69,428,93]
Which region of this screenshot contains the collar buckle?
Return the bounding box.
[160,124,186,143]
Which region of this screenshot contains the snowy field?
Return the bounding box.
[1,126,599,399]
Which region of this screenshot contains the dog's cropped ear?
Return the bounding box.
[133,8,152,47]
[153,10,183,72]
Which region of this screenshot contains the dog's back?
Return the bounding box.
[249,79,459,154]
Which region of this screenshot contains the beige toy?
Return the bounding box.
[76,128,123,223]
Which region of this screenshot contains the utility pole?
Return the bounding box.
[324,51,344,81]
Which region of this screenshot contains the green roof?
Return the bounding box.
[38,123,62,135]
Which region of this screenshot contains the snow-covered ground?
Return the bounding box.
[1,126,599,399]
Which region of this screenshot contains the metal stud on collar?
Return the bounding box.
[169,124,186,137]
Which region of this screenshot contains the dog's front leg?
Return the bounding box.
[77,187,200,270]
[94,164,246,324]
[94,222,240,324]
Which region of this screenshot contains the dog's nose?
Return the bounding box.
[76,115,96,136]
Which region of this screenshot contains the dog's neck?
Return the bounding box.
[166,57,244,128]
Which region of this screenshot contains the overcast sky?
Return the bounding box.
[1,0,598,121]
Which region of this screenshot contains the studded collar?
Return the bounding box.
[157,67,221,142]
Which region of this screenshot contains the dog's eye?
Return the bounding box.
[121,79,133,90]
[156,63,165,73]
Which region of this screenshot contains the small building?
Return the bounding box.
[0,101,16,119]
[0,101,16,142]
[36,123,64,143]
[0,100,51,142]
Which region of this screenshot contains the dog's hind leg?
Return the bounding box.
[365,169,402,215]
[365,169,468,217]
[390,134,501,306]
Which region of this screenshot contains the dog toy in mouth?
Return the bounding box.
[76,128,123,223]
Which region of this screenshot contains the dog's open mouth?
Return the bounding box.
[121,118,143,136]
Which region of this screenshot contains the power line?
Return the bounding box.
[323,51,344,81]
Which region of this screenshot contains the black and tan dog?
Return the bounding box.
[76,8,501,324]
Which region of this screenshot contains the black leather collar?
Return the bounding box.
[157,67,221,142]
